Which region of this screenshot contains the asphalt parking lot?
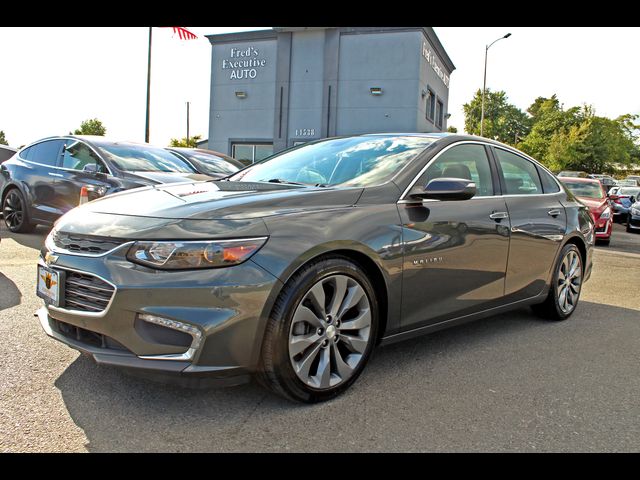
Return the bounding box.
[1,222,639,452]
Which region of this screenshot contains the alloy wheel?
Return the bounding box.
[556,250,582,314]
[3,191,24,230]
[288,274,372,389]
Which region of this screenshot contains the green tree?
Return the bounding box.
[518,99,583,162]
[545,112,634,173]
[73,118,106,136]
[446,126,458,133]
[527,94,560,119]
[0,130,8,146]
[463,89,531,145]
[169,135,202,148]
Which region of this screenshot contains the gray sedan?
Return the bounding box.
[36,134,594,402]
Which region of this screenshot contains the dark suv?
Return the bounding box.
[0,136,213,232]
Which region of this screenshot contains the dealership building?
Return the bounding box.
[205,27,455,163]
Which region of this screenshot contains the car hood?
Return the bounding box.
[53,181,363,240]
[123,171,214,184]
[87,180,362,218]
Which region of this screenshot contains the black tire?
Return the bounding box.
[532,243,583,321]
[257,256,379,403]
[2,188,36,233]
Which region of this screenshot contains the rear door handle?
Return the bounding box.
[48,172,63,178]
[489,211,509,220]
[548,209,562,217]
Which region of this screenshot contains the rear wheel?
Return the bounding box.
[2,189,35,233]
[258,256,378,403]
[532,244,583,321]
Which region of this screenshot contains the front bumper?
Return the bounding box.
[37,244,281,382]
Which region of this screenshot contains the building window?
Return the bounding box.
[425,88,436,122]
[232,143,274,166]
[436,100,444,129]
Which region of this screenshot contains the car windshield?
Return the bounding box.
[619,187,640,197]
[228,135,436,187]
[186,153,239,175]
[97,144,196,173]
[563,181,604,199]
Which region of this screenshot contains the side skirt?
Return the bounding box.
[379,291,549,347]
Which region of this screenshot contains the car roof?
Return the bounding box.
[557,176,602,184]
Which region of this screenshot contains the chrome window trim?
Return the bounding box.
[398,140,565,202]
[492,144,564,193]
[18,137,114,176]
[398,140,495,201]
[39,259,118,318]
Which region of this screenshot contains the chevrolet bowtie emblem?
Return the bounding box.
[45,253,59,266]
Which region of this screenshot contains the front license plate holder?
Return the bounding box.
[37,265,65,308]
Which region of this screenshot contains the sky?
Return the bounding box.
[1,27,639,148]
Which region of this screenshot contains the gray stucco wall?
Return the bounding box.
[335,31,422,135]
[207,28,453,156]
[208,39,277,154]
[287,30,326,143]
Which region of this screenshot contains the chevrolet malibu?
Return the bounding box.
[36,134,594,403]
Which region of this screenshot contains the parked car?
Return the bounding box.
[608,186,640,222]
[0,136,213,233]
[166,147,244,178]
[588,174,617,190]
[36,134,594,403]
[625,175,640,185]
[0,145,17,164]
[626,196,640,233]
[616,179,638,187]
[557,170,588,178]
[558,177,612,244]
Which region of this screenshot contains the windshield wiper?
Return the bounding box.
[262,178,308,186]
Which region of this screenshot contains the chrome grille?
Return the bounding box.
[53,231,124,255]
[63,271,115,313]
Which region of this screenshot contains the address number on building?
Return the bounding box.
[295,129,316,137]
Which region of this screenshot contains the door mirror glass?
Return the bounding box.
[411,177,477,201]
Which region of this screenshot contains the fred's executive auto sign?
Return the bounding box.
[222,46,267,80]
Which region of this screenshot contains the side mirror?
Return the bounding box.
[82,164,106,177]
[411,177,477,201]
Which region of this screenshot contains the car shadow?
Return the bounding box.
[0,224,50,251]
[53,299,639,452]
[0,272,21,311]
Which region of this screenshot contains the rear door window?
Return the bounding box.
[537,165,560,193]
[28,140,65,167]
[494,148,542,195]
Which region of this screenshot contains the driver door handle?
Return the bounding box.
[548,209,562,217]
[489,211,509,220]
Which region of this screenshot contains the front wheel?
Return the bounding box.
[258,256,378,403]
[532,244,583,321]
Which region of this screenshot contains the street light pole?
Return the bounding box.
[480,32,511,137]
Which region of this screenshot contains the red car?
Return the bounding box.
[559,176,613,244]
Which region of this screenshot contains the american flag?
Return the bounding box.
[160,26,197,40]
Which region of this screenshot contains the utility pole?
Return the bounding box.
[145,27,152,143]
[186,101,190,146]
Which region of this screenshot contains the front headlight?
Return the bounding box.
[631,207,640,216]
[599,207,611,219]
[126,237,268,270]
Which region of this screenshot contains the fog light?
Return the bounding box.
[137,313,202,361]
